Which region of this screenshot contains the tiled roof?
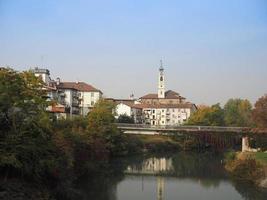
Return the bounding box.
[117,102,196,109]
[57,82,102,93]
[141,103,196,109]
[140,90,185,99]
[117,102,148,109]
[105,98,137,104]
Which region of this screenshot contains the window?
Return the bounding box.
[91,101,94,106]
[91,93,94,97]
[162,110,164,112]
[160,76,163,81]
[162,121,164,124]
[153,110,155,113]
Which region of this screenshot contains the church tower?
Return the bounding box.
[158,60,165,98]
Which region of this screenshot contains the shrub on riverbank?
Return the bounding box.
[225,152,265,185]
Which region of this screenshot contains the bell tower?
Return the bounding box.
[158,60,165,98]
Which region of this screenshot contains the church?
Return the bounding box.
[138,61,197,125]
[114,62,197,126]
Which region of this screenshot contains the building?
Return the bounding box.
[32,68,66,118]
[139,61,197,125]
[115,102,143,123]
[142,104,196,125]
[56,81,103,116]
[32,67,102,117]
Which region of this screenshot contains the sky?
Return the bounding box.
[0,0,267,105]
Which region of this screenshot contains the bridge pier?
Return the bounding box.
[242,137,250,152]
[242,136,259,152]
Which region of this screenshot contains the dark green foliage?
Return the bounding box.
[0,68,57,180]
[117,114,134,123]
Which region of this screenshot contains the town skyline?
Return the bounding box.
[1,0,267,105]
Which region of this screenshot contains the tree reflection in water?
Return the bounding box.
[73,152,267,200]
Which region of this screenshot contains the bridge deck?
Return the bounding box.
[115,123,250,134]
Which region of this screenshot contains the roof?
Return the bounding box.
[57,82,102,93]
[140,90,185,99]
[117,102,196,110]
[105,98,136,102]
[117,102,147,109]
[141,103,196,109]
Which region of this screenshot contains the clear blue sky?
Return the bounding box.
[1,0,267,105]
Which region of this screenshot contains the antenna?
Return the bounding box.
[40,55,44,68]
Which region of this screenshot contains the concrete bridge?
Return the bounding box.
[115,123,261,152]
[115,123,250,135]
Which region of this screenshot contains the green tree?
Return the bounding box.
[117,114,134,123]
[224,98,252,127]
[86,100,128,155]
[252,94,267,128]
[86,99,117,137]
[0,67,56,179]
[187,104,224,126]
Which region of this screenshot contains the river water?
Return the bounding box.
[75,152,267,200]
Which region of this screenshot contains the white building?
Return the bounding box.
[143,104,197,126]
[115,102,143,123]
[33,67,102,117]
[138,61,197,125]
[57,81,102,116]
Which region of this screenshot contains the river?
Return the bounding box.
[74,152,267,200]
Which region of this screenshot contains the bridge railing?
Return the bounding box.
[114,123,249,132]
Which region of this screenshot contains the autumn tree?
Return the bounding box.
[187,104,224,126]
[224,98,252,127]
[252,94,267,128]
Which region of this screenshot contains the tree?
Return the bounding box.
[187,104,224,126]
[0,67,56,179]
[117,114,134,124]
[224,98,252,127]
[252,94,267,128]
[86,99,117,137]
[86,100,128,156]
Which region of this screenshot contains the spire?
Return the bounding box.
[158,60,165,98]
[159,60,164,71]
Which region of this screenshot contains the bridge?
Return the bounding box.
[115,123,250,135]
[115,123,266,152]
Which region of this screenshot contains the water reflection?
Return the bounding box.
[74,153,267,200]
[126,157,174,175]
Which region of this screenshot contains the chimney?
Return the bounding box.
[56,77,60,85]
[130,93,134,100]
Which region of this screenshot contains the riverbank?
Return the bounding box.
[225,151,267,188]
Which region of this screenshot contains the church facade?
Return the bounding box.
[139,62,197,126]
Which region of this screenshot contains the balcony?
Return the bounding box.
[72,101,79,107]
[59,92,65,97]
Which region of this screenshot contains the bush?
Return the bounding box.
[225,154,264,184]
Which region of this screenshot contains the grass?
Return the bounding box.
[254,152,267,165]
